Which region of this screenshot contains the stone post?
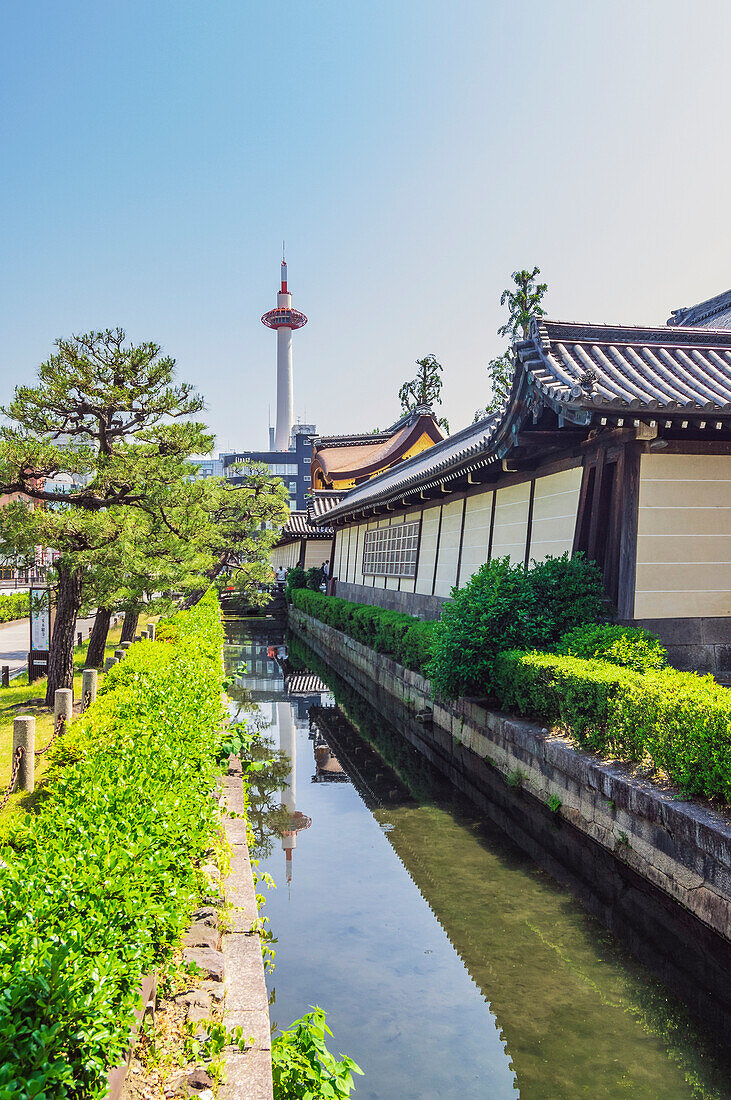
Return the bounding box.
[82,668,98,709]
[13,716,35,792]
[121,641,132,651]
[147,623,156,641]
[104,656,115,672]
[115,649,125,660]
[54,688,73,734]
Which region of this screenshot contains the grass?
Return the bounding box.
[0,614,155,827]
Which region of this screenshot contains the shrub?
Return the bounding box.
[0,590,225,1096]
[492,649,731,801]
[305,566,323,591]
[397,620,439,672]
[290,589,436,676]
[527,553,606,639]
[427,554,605,700]
[557,623,668,673]
[286,566,307,593]
[0,591,29,624]
[272,1007,363,1098]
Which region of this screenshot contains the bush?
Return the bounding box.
[557,623,668,673]
[0,590,225,1096]
[398,620,439,672]
[0,591,29,624]
[290,589,437,676]
[286,566,307,593]
[305,566,323,591]
[427,554,605,700]
[492,649,731,801]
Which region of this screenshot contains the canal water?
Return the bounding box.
[224,614,731,1100]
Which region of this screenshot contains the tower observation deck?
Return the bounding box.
[262,254,308,451]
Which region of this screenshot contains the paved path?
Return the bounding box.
[0,615,97,677]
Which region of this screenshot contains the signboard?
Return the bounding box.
[29,588,52,651]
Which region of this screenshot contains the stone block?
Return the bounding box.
[222,934,269,1011]
[664,643,715,673]
[219,1049,274,1100]
[183,948,225,982]
[184,921,221,951]
[224,1009,272,1050]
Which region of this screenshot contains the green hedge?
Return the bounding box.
[0,589,225,1098]
[291,588,438,674]
[0,591,29,624]
[493,650,731,801]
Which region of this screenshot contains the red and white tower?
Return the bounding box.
[261,250,308,451]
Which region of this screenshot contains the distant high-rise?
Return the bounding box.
[261,251,308,451]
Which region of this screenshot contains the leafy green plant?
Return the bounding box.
[547,793,562,814]
[0,589,225,1097]
[0,591,29,624]
[492,649,731,802]
[305,566,324,591]
[427,553,604,700]
[271,1008,363,1099]
[506,767,527,789]
[557,623,667,673]
[286,567,307,593]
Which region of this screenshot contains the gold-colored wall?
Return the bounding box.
[635,453,731,618]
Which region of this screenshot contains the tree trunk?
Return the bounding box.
[85,605,111,669]
[45,564,83,706]
[120,610,139,643]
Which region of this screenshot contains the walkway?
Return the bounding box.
[0,615,97,677]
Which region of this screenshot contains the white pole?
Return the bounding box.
[274,325,294,450]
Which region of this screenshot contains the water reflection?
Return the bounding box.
[224,615,731,1100]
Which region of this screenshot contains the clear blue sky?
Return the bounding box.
[2,1,730,450]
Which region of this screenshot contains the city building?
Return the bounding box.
[315,317,731,678]
[222,423,316,512]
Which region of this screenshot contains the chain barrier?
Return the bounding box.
[0,746,23,811]
[81,689,92,714]
[34,713,66,757]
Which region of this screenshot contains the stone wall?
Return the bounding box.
[290,608,731,946]
[333,580,448,620]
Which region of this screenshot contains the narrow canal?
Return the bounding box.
[224,614,731,1100]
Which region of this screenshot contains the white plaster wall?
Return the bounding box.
[529,467,582,564]
[434,498,464,597]
[636,453,731,618]
[459,491,495,584]
[270,542,298,570]
[415,506,441,595]
[491,483,531,563]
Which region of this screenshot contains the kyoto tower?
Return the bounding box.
[261,248,308,451]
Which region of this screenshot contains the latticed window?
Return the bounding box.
[362,521,420,578]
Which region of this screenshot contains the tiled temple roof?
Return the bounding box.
[306,492,344,521]
[316,318,731,524]
[278,510,333,542]
[668,289,731,330]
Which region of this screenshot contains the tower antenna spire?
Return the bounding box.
[262,251,308,451]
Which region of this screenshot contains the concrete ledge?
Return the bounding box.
[291,608,731,945]
[220,773,273,1100]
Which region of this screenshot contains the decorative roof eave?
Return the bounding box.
[316,317,731,526]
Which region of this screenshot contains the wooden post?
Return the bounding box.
[77,632,82,647]
[1,666,9,689]
[81,668,97,709]
[13,716,35,792]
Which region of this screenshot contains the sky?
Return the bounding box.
[1,1,731,452]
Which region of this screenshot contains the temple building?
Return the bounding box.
[311,406,445,491]
[315,318,731,678]
[270,409,445,572]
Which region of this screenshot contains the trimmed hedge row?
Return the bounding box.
[493,650,731,801]
[291,588,438,674]
[0,591,29,624]
[0,590,225,1098]
[292,589,731,803]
